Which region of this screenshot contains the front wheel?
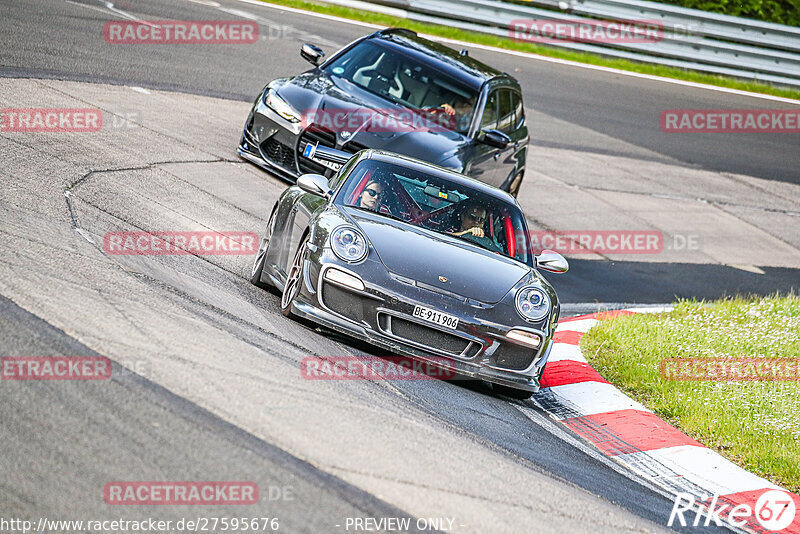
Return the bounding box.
[281,235,308,318]
[250,238,272,289]
[507,172,523,198]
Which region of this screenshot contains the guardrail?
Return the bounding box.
[336,0,800,87]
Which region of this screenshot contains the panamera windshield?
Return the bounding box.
[324,41,478,134]
[337,159,533,265]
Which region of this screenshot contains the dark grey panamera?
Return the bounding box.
[250,150,567,399]
[238,28,529,196]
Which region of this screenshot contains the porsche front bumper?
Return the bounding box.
[288,260,553,393]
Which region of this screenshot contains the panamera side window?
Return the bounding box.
[511,91,524,128]
[498,90,514,133]
[480,91,498,131]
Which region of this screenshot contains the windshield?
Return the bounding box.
[336,159,533,265]
[323,40,478,134]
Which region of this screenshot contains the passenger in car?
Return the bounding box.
[438,96,475,132]
[357,178,386,212]
[452,202,487,238]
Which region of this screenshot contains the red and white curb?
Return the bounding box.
[535,309,800,533]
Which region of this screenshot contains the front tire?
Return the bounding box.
[281,235,308,318]
[507,172,523,198]
[250,238,272,289]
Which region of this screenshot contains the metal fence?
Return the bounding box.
[342,0,800,87]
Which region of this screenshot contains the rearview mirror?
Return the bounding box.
[297,173,331,199]
[479,129,511,149]
[301,43,325,66]
[536,249,569,273]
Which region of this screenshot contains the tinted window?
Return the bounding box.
[323,41,478,133]
[480,91,498,130]
[336,159,533,265]
[511,91,524,127]
[498,90,514,132]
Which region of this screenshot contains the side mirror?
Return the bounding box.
[536,249,569,273]
[301,43,325,66]
[479,129,511,149]
[297,173,331,199]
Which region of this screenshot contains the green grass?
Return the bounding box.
[260,0,800,101]
[581,296,800,493]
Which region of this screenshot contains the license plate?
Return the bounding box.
[302,142,342,171]
[412,305,458,330]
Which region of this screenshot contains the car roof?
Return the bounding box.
[367,29,511,91]
[362,149,518,204]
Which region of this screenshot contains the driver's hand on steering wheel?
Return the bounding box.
[454,226,484,237]
[440,103,455,116]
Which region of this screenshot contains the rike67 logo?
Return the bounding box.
[669,490,797,531]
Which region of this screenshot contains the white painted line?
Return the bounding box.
[626,445,783,496]
[555,318,598,333]
[622,305,674,314]
[130,86,151,95]
[65,0,160,28]
[235,0,800,105]
[546,381,651,418]
[547,343,587,363]
[101,1,159,27]
[724,264,766,275]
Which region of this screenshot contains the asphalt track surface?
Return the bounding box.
[0,0,797,532]
[3,0,800,303]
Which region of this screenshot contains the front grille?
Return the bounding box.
[491,343,537,371]
[344,141,368,154]
[298,127,336,174]
[321,282,364,323]
[389,317,470,355]
[297,127,369,175]
[260,138,296,171]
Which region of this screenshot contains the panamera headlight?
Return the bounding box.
[264,88,301,123]
[330,226,368,263]
[515,286,551,322]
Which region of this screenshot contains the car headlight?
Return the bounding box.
[264,88,301,123]
[330,226,368,263]
[515,286,551,322]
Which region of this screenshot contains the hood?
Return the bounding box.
[276,72,471,166]
[345,208,530,304]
